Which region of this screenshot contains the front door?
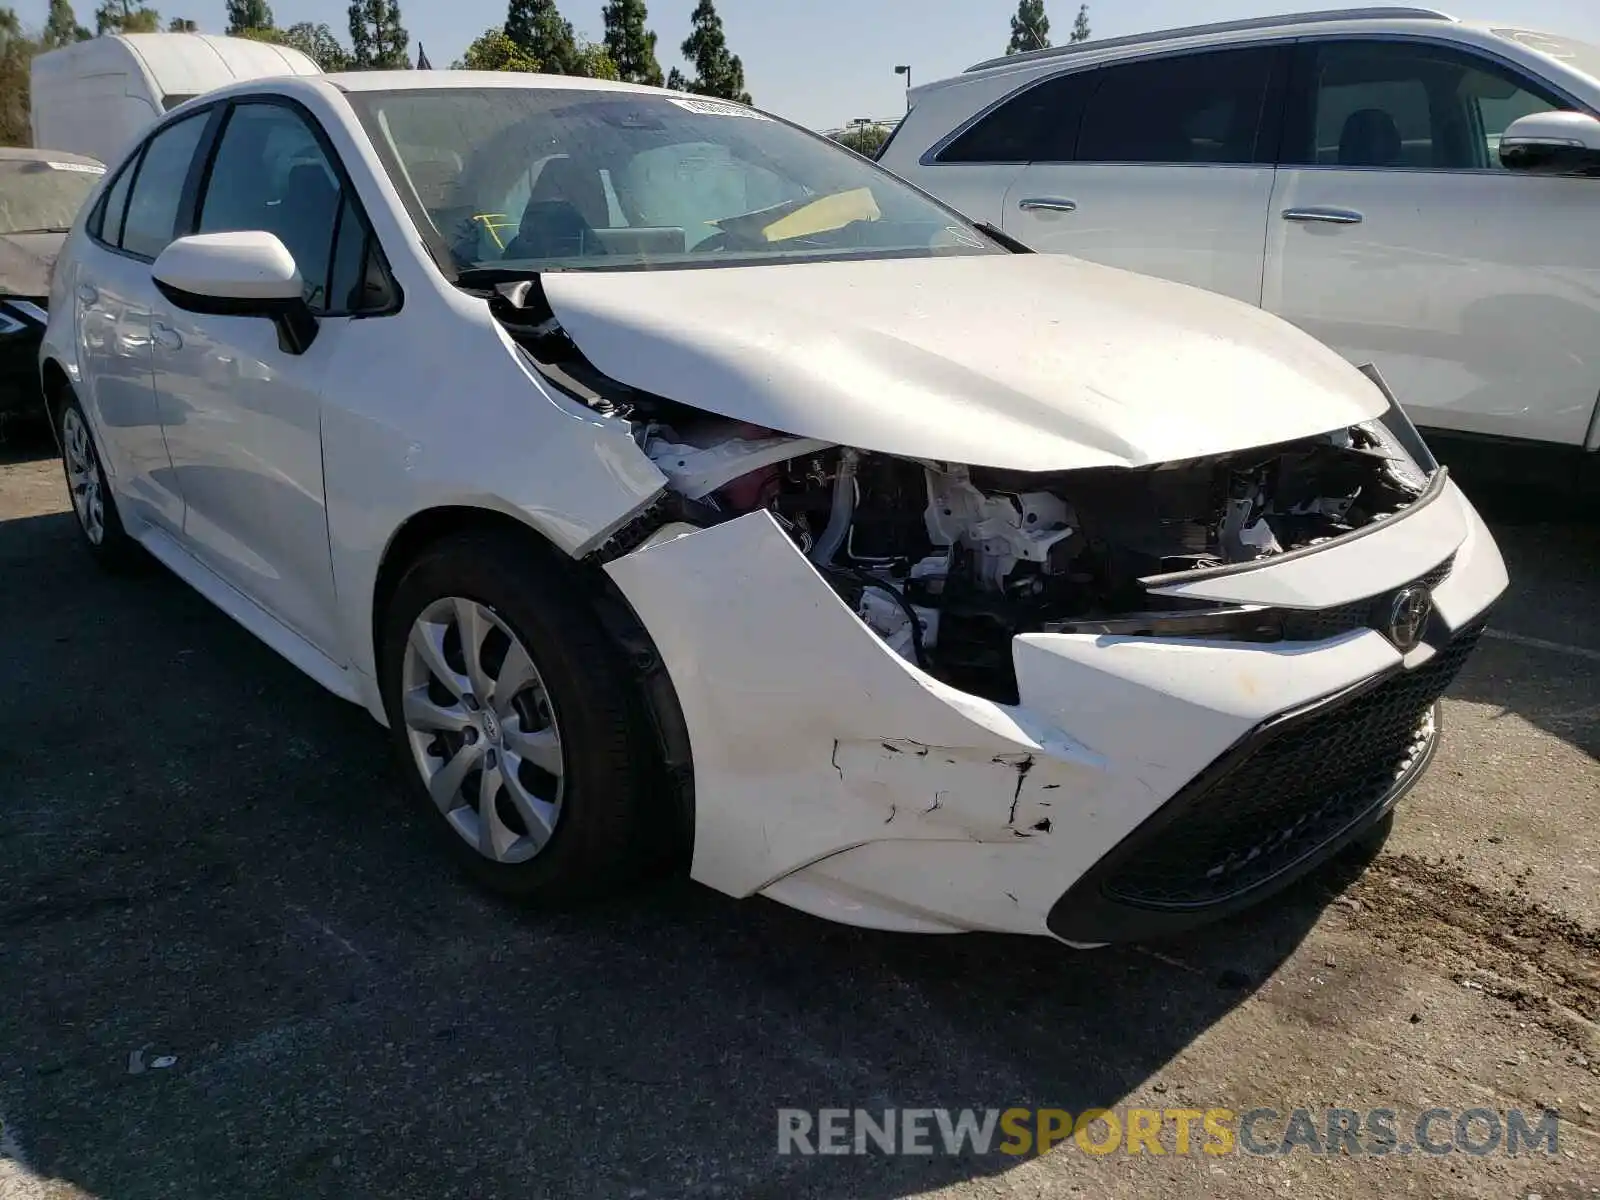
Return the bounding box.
[151,100,354,659]
[1264,38,1600,445]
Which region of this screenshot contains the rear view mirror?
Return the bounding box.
[151,231,318,354]
[1498,111,1600,176]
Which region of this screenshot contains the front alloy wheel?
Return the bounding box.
[379,529,660,902]
[401,597,565,864]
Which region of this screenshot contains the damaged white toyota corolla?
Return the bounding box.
[42,73,1508,944]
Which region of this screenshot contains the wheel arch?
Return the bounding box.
[40,358,73,449]
[370,504,696,854]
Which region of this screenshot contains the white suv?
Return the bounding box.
[880,7,1600,462]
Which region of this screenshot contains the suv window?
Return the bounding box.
[1076,47,1279,164]
[197,102,388,314]
[118,112,207,259]
[1286,41,1565,170]
[937,71,1096,164]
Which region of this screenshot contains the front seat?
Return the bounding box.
[503,157,611,261]
[1338,108,1403,167]
[274,163,341,304]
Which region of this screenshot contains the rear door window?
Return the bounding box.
[937,70,1097,164]
[118,112,208,259]
[1076,46,1280,164]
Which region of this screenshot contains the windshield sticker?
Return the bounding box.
[45,161,105,174]
[666,97,771,121]
[944,225,985,249]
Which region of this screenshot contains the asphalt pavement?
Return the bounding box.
[1,426,1595,1200]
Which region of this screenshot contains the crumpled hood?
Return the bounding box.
[0,231,65,299]
[541,253,1389,471]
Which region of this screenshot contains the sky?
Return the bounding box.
[13,0,1600,130]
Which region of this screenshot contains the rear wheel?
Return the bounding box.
[57,394,142,571]
[378,532,657,901]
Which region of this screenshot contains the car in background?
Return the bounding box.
[40,73,1506,944]
[879,7,1600,486]
[29,33,321,169]
[0,147,104,420]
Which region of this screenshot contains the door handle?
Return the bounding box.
[76,283,99,306]
[1281,206,1364,225]
[1018,197,1078,214]
[151,321,183,351]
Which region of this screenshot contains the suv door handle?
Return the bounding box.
[76,284,98,306]
[1018,197,1078,214]
[151,321,183,351]
[1282,206,1364,225]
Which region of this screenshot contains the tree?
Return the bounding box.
[1006,0,1049,54]
[40,0,92,48]
[601,0,661,87]
[680,0,748,103]
[454,26,538,71]
[1070,3,1090,43]
[241,22,352,70]
[95,0,162,34]
[0,6,35,145]
[665,65,686,91]
[832,123,889,156]
[348,0,407,68]
[224,0,270,34]
[167,15,195,29]
[572,40,618,79]
[506,0,575,74]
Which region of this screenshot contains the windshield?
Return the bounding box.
[348,87,1001,275]
[0,158,105,235]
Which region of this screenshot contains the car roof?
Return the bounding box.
[960,6,1459,75]
[0,146,104,166]
[321,69,671,97]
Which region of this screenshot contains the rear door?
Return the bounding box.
[1001,44,1287,304]
[72,110,209,534]
[1264,38,1600,445]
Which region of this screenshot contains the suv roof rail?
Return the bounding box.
[963,7,1456,73]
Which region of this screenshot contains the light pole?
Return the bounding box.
[894,64,912,112]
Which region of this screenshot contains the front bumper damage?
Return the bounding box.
[603,476,1507,943]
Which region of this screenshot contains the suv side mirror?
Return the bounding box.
[152,231,319,354]
[1499,111,1600,177]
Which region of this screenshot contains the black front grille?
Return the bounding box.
[1097,624,1483,911]
[1280,554,1455,643]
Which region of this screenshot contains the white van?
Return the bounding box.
[30,33,320,168]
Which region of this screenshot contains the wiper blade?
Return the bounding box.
[2,226,71,235]
[975,222,1034,254]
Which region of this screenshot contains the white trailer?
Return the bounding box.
[29,33,321,167]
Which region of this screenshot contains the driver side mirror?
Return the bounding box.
[1498,111,1600,177]
[151,231,319,355]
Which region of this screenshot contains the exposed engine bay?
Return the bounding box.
[492,281,1435,702]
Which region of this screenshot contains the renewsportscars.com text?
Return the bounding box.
[776,1106,1562,1158]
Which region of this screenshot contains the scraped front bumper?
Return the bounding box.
[603,475,1507,942]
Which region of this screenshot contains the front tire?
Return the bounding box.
[378,531,657,902]
[57,392,142,572]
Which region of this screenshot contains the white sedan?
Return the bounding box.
[40,72,1508,944]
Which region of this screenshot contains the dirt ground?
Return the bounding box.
[0,423,1595,1200]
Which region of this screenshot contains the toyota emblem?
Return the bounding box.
[1386,586,1433,651]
